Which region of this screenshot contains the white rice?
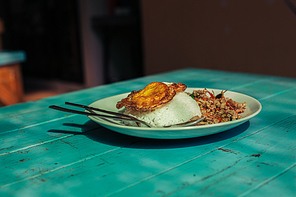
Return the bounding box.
[123,92,202,127]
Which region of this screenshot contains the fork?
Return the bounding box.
[49,102,205,128]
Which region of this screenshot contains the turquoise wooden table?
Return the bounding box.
[0,68,295,196]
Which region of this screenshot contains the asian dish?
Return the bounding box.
[190,89,246,125]
[116,82,246,127]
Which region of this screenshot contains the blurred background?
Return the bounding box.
[0,0,296,106]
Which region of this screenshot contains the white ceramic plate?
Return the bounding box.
[88,88,262,139]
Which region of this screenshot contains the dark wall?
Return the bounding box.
[142,0,296,78]
[0,0,83,83]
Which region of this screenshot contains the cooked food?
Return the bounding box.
[190,89,246,125]
[122,91,202,127]
[116,82,187,111]
[116,82,246,127]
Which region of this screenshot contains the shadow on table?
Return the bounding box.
[48,120,250,149]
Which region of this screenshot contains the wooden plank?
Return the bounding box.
[0,115,100,156]
[0,88,289,194]
[0,127,248,195]
[242,164,296,197]
[94,116,296,197]
[1,114,295,196]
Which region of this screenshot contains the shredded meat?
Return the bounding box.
[190,89,246,125]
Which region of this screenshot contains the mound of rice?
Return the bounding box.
[123,92,202,127]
